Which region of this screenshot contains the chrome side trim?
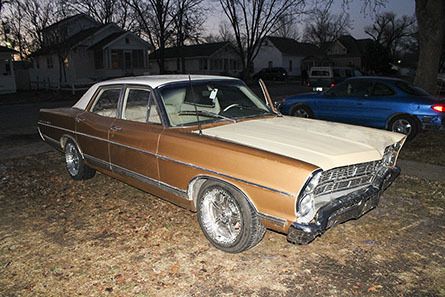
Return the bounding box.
[42,134,61,149]
[258,213,287,226]
[110,162,188,199]
[38,122,293,198]
[83,153,111,170]
[157,154,293,197]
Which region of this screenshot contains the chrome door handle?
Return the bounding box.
[110,126,122,131]
[76,117,86,123]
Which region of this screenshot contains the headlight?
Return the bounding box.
[297,170,322,224]
[383,138,405,167]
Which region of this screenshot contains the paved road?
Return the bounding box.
[0,100,76,135]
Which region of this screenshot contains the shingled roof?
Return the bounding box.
[332,35,374,56]
[149,42,232,59]
[0,46,17,53]
[266,36,323,57]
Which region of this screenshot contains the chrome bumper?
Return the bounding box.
[287,167,400,245]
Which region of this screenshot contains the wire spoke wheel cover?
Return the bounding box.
[200,188,243,246]
[65,142,80,176]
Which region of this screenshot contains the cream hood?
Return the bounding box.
[200,116,405,170]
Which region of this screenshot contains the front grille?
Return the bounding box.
[314,160,383,197]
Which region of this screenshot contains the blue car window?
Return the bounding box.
[372,83,395,96]
[330,80,372,97]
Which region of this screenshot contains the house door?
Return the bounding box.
[124,51,132,73]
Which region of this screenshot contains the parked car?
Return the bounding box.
[253,67,288,81]
[38,75,405,253]
[308,66,362,92]
[279,76,445,140]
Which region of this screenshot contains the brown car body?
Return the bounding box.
[38,75,404,252]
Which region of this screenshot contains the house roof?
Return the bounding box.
[266,36,323,57]
[0,46,17,53]
[332,35,374,57]
[43,14,98,31]
[88,32,127,50]
[149,42,231,59]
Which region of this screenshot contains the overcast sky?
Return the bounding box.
[204,0,416,40]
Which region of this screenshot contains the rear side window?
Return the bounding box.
[372,83,395,96]
[311,70,330,76]
[91,88,121,117]
[122,88,150,123]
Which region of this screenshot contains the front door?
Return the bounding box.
[76,86,123,168]
[109,85,164,182]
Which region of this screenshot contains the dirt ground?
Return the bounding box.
[0,152,444,297]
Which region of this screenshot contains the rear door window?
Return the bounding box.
[372,83,395,96]
[91,87,122,117]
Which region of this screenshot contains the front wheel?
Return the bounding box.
[291,105,312,118]
[64,140,96,180]
[197,182,265,253]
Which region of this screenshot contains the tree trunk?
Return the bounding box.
[414,0,445,94]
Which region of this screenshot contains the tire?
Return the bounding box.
[197,181,265,253]
[388,115,419,141]
[291,105,313,118]
[64,140,96,180]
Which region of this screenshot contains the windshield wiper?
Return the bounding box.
[178,110,237,123]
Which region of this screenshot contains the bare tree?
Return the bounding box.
[414,0,445,93]
[274,14,300,40]
[67,0,137,30]
[303,8,351,50]
[127,0,176,74]
[218,0,305,78]
[203,22,235,44]
[170,0,205,72]
[365,12,416,58]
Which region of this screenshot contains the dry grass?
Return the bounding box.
[0,152,444,296]
[399,131,445,166]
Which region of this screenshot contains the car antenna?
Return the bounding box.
[188,74,203,135]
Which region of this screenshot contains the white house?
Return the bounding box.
[326,35,374,71]
[149,42,242,76]
[30,14,152,89]
[253,36,325,76]
[0,46,17,94]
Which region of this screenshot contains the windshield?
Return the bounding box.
[158,80,272,127]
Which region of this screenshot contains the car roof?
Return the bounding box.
[345,76,405,83]
[73,74,240,110]
[100,74,240,88]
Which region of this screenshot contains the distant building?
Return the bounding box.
[326,35,374,71]
[30,14,151,89]
[0,46,17,94]
[253,36,326,76]
[149,42,242,76]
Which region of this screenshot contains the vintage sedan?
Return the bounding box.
[38,75,405,253]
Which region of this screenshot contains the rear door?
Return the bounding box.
[76,85,123,169]
[109,85,164,183]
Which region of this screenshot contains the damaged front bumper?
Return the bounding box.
[287,166,400,245]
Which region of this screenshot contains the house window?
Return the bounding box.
[111,49,123,69]
[94,50,103,69]
[34,57,40,69]
[125,37,130,44]
[289,60,293,72]
[268,61,272,69]
[132,50,144,68]
[199,58,208,70]
[4,60,11,75]
[47,56,54,69]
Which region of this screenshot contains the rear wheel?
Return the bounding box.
[291,105,313,118]
[389,115,419,140]
[64,140,96,180]
[197,181,265,253]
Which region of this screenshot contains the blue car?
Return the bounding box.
[279,76,445,139]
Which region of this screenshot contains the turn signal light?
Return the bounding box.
[432,104,445,112]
